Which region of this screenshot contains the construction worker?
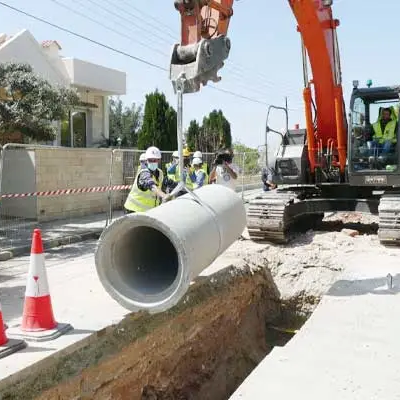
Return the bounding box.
[166,151,179,182]
[261,165,277,191]
[209,148,239,191]
[167,148,194,190]
[124,146,167,213]
[369,107,398,157]
[190,157,207,189]
[193,150,209,177]
[138,153,147,170]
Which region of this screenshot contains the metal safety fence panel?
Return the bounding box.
[0,143,113,252]
[233,151,262,196]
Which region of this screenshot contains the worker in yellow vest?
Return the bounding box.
[124,146,168,213]
[166,151,179,182]
[192,150,209,180]
[189,157,208,189]
[166,148,194,189]
[369,106,398,157]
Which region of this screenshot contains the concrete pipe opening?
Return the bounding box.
[95,185,247,314]
[115,225,179,297]
[95,215,185,313]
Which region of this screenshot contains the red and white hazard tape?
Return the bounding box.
[0,185,132,199]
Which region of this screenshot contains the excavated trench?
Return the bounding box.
[3,257,323,400]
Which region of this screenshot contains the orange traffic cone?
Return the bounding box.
[21,229,57,331]
[0,301,8,346]
[0,299,26,359]
[8,229,72,342]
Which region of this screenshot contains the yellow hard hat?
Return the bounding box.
[183,148,191,157]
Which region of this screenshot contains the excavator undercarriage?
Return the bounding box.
[246,187,400,246]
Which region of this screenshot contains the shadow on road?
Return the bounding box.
[45,240,98,261]
[21,345,57,353]
[287,220,378,248]
[317,220,378,235]
[327,274,400,297]
[0,285,25,321]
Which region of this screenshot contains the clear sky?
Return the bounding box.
[0,0,398,148]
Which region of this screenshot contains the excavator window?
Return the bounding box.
[351,96,399,172]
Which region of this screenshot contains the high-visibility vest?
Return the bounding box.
[192,169,208,189]
[182,166,194,189]
[124,168,164,212]
[167,164,194,189]
[166,162,177,182]
[373,120,397,144]
[201,162,209,176]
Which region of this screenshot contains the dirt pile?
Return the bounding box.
[230,212,382,316]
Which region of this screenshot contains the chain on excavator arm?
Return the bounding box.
[171,0,234,94]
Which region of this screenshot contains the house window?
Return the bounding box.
[61,111,87,147]
[61,117,71,147]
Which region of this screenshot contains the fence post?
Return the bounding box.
[241,152,246,201]
[106,148,115,227]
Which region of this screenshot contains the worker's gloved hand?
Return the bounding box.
[162,194,172,203]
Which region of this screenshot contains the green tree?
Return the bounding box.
[108,97,143,147]
[199,109,232,153]
[137,90,177,150]
[233,141,259,174]
[0,62,79,142]
[186,119,201,151]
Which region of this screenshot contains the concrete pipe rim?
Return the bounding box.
[95,213,189,313]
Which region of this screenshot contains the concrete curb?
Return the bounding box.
[0,229,103,262]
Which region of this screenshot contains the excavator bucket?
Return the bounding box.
[169,35,231,94]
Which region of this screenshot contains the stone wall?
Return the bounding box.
[0,147,124,221]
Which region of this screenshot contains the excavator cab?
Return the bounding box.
[348,84,400,186]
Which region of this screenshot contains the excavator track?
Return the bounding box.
[378,192,400,245]
[246,190,322,244]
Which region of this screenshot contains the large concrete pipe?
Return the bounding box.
[95,184,246,314]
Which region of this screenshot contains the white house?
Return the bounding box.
[0,29,126,147]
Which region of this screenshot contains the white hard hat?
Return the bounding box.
[192,157,202,166]
[139,153,146,161]
[145,146,161,160]
[172,150,179,158]
[193,151,202,159]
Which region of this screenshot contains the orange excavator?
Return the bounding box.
[170,0,400,245]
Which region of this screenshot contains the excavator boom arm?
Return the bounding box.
[174,0,233,45]
[171,0,347,173]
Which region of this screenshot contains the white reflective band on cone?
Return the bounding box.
[25,254,50,297]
